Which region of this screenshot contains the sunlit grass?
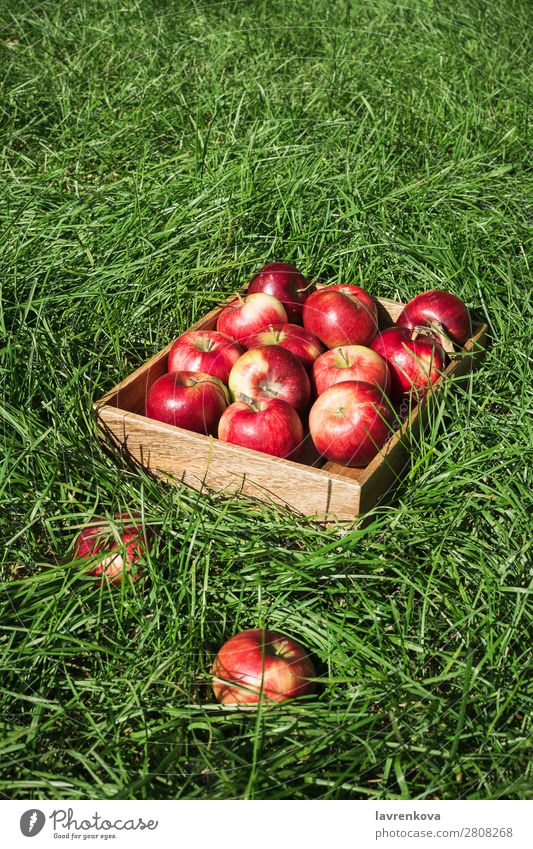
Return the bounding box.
[0,0,531,800]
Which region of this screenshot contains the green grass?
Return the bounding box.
[0,0,531,800]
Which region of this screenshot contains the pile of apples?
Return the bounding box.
[74,263,471,704]
[145,261,472,467]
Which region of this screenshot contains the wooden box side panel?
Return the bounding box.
[374,297,404,326]
[98,406,361,520]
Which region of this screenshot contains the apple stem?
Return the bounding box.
[189,375,225,397]
[236,292,245,305]
[410,323,456,357]
[410,325,429,342]
[237,392,259,411]
[428,320,457,356]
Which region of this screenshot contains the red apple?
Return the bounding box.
[228,346,311,413]
[302,286,378,348]
[74,512,153,585]
[212,628,316,704]
[168,330,243,383]
[397,289,472,348]
[370,327,446,399]
[244,322,323,368]
[327,283,378,323]
[217,292,287,344]
[309,380,394,466]
[247,261,311,323]
[313,345,390,396]
[145,371,227,434]
[218,397,304,460]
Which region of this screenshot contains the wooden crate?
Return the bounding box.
[94,291,488,521]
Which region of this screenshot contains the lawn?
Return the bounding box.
[0,0,531,800]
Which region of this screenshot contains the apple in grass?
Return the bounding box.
[302,286,378,348]
[247,261,311,323]
[244,323,323,369]
[216,292,287,345]
[228,346,311,414]
[370,327,446,400]
[218,397,304,460]
[313,345,390,396]
[212,628,316,704]
[168,330,243,383]
[74,512,153,586]
[309,380,394,466]
[145,371,227,434]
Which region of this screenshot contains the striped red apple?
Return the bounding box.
[370,327,446,399]
[74,512,153,586]
[217,292,287,344]
[228,345,311,414]
[309,380,394,466]
[247,261,311,323]
[303,284,378,348]
[212,628,316,704]
[218,397,304,460]
[313,344,390,396]
[244,322,323,369]
[397,290,471,348]
[145,371,227,434]
[168,330,243,384]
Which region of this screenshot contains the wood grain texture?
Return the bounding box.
[97,405,361,519]
[94,290,488,521]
